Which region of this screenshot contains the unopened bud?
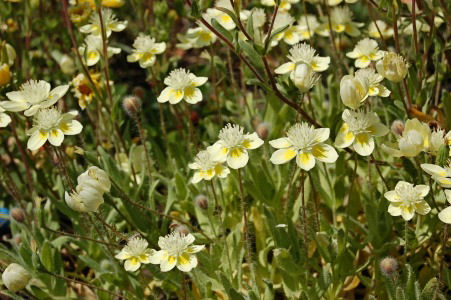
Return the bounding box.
[123,95,142,118]
[379,257,398,277]
[256,122,270,140]
[391,120,404,136]
[10,208,25,223]
[195,194,208,210]
[173,224,190,236]
[132,86,145,99]
[2,263,31,292]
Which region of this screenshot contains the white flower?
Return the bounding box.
[127,34,166,68]
[376,52,408,83]
[189,150,230,183]
[115,236,154,272]
[269,123,338,171]
[355,68,390,97]
[0,105,11,127]
[78,35,121,66]
[26,108,82,150]
[79,8,127,37]
[77,166,111,193]
[65,183,104,212]
[203,0,237,30]
[276,43,330,75]
[384,181,430,221]
[421,163,451,189]
[335,109,388,156]
[261,0,300,11]
[270,12,301,46]
[1,80,69,116]
[207,123,264,169]
[346,38,384,68]
[2,263,31,292]
[368,20,393,39]
[317,6,363,37]
[149,232,205,272]
[157,68,208,104]
[297,15,320,41]
[339,73,369,109]
[382,118,430,157]
[438,192,451,224]
[290,63,321,92]
[177,24,217,49]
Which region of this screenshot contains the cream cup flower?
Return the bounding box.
[355,68,390,98]
[420,163,451,189]
[65,183,104,212]
[382,118,430,157]
[335,109,389,156]
[79,35,121,67]
[346,38,384,68]
[368,20,394,39]
[157,68,208,105]
[1,80,69,116]
[0,105,11,127]
[203,0,237,30]
[297,15,320,40]
[115,236,154,272]
[77,166,111,193]
[79,8,127,37]
[269,122,338,171]
[270,12,301,46]
[207,123,264,169]
[261,0,300,11]
[376,52,408,83]
[177,24,217,49]
[26,108,83,150]
[290,64,320,92]
[2,263,31,293]
[149,232,205,272]
[189,150,230,183]
[339,73,369,109]
[317,6,363,37]
[384,181,430,221]
[127,34,166,68]
[275,43,330,76]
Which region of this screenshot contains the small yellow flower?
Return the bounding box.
[79,35,121,66]
[79,8,127,37]
[297,15,320,41]
[335,109,388,156]
[26,108,83,150]
[382,118,430,157]
[346,38,384,68]
[384,181,430,221]
[421,163,451,224]
[72,72,101,109]
[127,34,166,68]
[149,232,205,272]
[317,6,363,37]
[115,236,154,272]
[208,123,264,169]
[157,68,208,105]
[177,25,217,49]
[270,12,301,46]
[189,150,230,183]
[368,20,393,39]
[339,73,369,109]
[269,123,338,171]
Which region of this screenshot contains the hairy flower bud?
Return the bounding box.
[256,122,270,140]
[77,166,111,194]
[122,95,142,118]
[2,263,31,292]
[391,120,404,136]
[10,208,25,223]
[379,257,398,277]
[340,74,368,109]
[195,194,208,210]
[376,52,408,82]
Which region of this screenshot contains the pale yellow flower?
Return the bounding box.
[127,34,166,68]
[1,263,31,293]
[78,35,121,67]
[356,68,390,98]
[317,6,363,37]
[115,236,154,272]
[149,232,205,272]
[384,181,430,221]
[269,123,338,171]
[346,38,384,68]
[270,12,301,46]
[261,0,300,11]
[79,8,127,37]
[376,52,408,83]
[177,24,217,49]
[0,105,11,128]
[189,150,230,183]
[297,15,320,41]
[368,20,393,39]
[335,109,388,156]
[339,73,369,109]
[382,118,430,157]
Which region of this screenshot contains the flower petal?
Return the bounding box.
[414,185,430,198]
[269,137,292,149]
[184,87,203,104]
[438,206,451,224]
[177,253,198,272]
[274,62,295,74]
[384,191,400,202]
[115,250,131,260]
[226,148,249,169]
[27,130,48,151]
[314,128,330,143]
[414,201,431,215]
[270,148,297,164]
[420,164,447,177]
[243,133,264,149]
[296,151,315,171]
[312,144,338,163]
[353,134,375,156]
[401,206,415,221]
[48,129,64,147]
[124,258,141,272]
[388,203,402,216]
[160,255,177,272]
[149,250,166,264]
[60,120,83,135]
[335,123,355,148]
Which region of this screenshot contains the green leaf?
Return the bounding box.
[265,24,289,52]
[40,241,53,272]
[211,19,233,43]
[238,39,264,70]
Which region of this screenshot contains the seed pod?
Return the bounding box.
[379,257,398,277]
[256,122,270,140]
[195,194,208,210]
[122,95,142,118]
[10,208,25,223]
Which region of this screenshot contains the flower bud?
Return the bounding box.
[77,166,111,194]
[256,122,269,140]
[0,63,11,87]
[173,224,190,236]
[195,194,208,210]
[391,120,404,136]
[379,257,398,277]
[340,74,369,109]
[2,263,31,292]
[376,52,408,82]
[10,208,25,223]
[65,184,104,213]
[290,64,319,92]
[122,95,142,118]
